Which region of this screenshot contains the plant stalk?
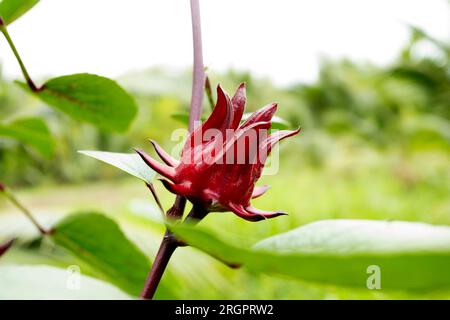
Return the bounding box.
[140,205,208,299]
[0,21,39,92]
[204,75,215,111]
[0,238,16,257]
[145,182,165,219]
[140,0,205,300]
[1,188,50,235]
[184,204,208,225]
[140,231,178,299]
[188,0,205,132]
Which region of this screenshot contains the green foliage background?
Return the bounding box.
[0,26,449,299]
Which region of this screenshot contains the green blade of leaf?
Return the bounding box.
[170,112,189,125]
[172,219,450,291]
[78,150,155,184]
[0,265,131,299]
[51,212,173,298]
[254,220,450,254]
[171,112,206,125]
[17,73,137,132]
[0,117,54,157]
[0,0,39,25]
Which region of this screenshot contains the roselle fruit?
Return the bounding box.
[136,84,300,221]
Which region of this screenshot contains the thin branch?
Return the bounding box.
[0,238,16,257]
[166,0,206,223]
[140,231,178,299]
[145,182,165,219]
[183,204,208,225]
[188,0,205,131]
[0,186,50,235]
[0,19,39,92]
[204,75,215,111]
[141,0,205,300]
[166,196,186,220]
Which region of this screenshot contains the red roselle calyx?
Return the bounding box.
[136,83,300,222]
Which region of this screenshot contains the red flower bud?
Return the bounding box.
[0,182,5,192]
[137,83,300,221]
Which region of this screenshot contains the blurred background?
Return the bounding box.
[0,0,449,299]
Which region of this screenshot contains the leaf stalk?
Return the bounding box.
[0,186,50,235]
[0,20,39,92]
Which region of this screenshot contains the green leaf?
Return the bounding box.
[51,212,172,298]
[254,220,450,254]
[171,112,206,125]
[172,219,450,291]
[0,0,39,25]
[17,73,137,132]
[0,117,54,157]
[78,150,155,184]
[0,265,131,299]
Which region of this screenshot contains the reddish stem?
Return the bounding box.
[1,187,50,235]
[145,182,165,218]
[140,0,205,300]
[188,0,205,132]
[140,231,178,299]
[0,238,16,257]
[0,22,39,92]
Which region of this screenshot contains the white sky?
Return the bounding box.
[0,0,448,86]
